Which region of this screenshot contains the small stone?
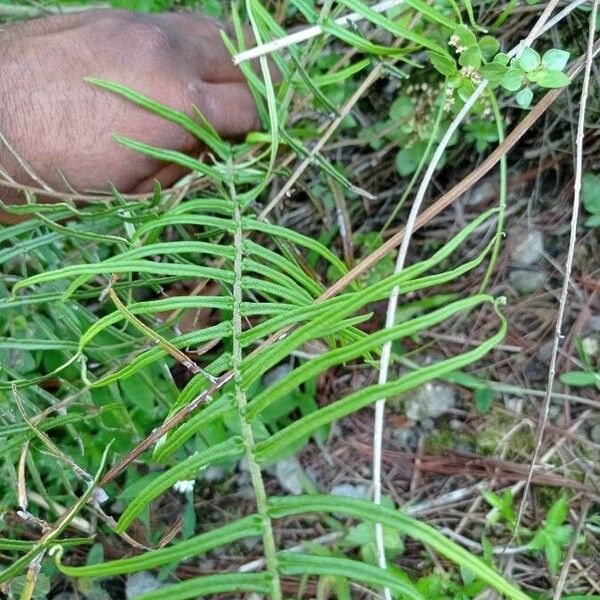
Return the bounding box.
[202,465,225,482]
[590,423,600,444]
[275,456,304,495]
[582,336,599,357]
[503,397,520,412]
[584,316,600,334]
[509,268,548,295]
[509,228,544,265]
[330,483,369,500]
[241,535,262,551]
[126,572,164,599]
[404,383,456,422]
[392,427,416,448]
[467,178,496,206]
[450,419,463,431]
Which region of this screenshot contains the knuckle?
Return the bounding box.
[122,17,174,56]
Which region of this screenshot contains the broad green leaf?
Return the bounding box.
[532,69,570,88]
[501,68,524,92]
[459,45,482,68]
[582,172,600,215]
[542,49,570,71]
[454,25,477,48]
[515,88,533,109]
[517,47,540,72]
[427,51,457,76]
[480,62,508,84]
[559,370,598,387]
[479,35,500,59]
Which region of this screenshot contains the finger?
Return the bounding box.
[159,13,248,84]
[159,14,280,85]
[131,163,190,194]
[185,81,261,139]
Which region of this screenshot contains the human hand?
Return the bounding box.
[0,9,260,218]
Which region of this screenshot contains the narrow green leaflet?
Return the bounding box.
[270,496,531,600]
[116,437,245,533]
[279,553,424,599]
[55,515,262,576]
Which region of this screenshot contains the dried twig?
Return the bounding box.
[514,0,599,541]
[371,1,563,582]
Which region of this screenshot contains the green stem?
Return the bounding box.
[229,168,282,600]
[479,90,507,292]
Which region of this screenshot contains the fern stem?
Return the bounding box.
[230,174,282,600]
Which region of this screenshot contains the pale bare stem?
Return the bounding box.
[372,85,482,599]
[372,0,569,588]
[233,0,405,64]
[0,131,54,192]
[513,0,599,541]
[552,498,591,600]
[18,442,29,511]
[12,384,98,486]
[539,0,590,36]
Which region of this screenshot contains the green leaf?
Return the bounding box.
[542,49,570,71]
[129,573,270,599]
[454,24,477,48]
[582,172,600,215]
[546,496,568,527]
[544,537,562,575]
[116,437,245,533]
[279,553,423,599]
[517,47,540,72]
[459,45,482,68]
[493,52,510,66]
[55,516,262,577]
[479,35,500,60]
[256,303,506,462]
[396,146,422,177]
[270,496,531,600]
[533,69,570,88]
[480,62,508,84]
[515,88,533,109]
[559,370,598,387]
[585,214,600,227]
[390,95,414,120]
[427,51,457,76]
[501,68,524,92]
[474,387,493,414]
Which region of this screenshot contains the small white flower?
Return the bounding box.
[173,479,195,494]
[449,34,467,54]
[460,66,482,84]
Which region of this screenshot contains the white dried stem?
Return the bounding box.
[233,0,404,64]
